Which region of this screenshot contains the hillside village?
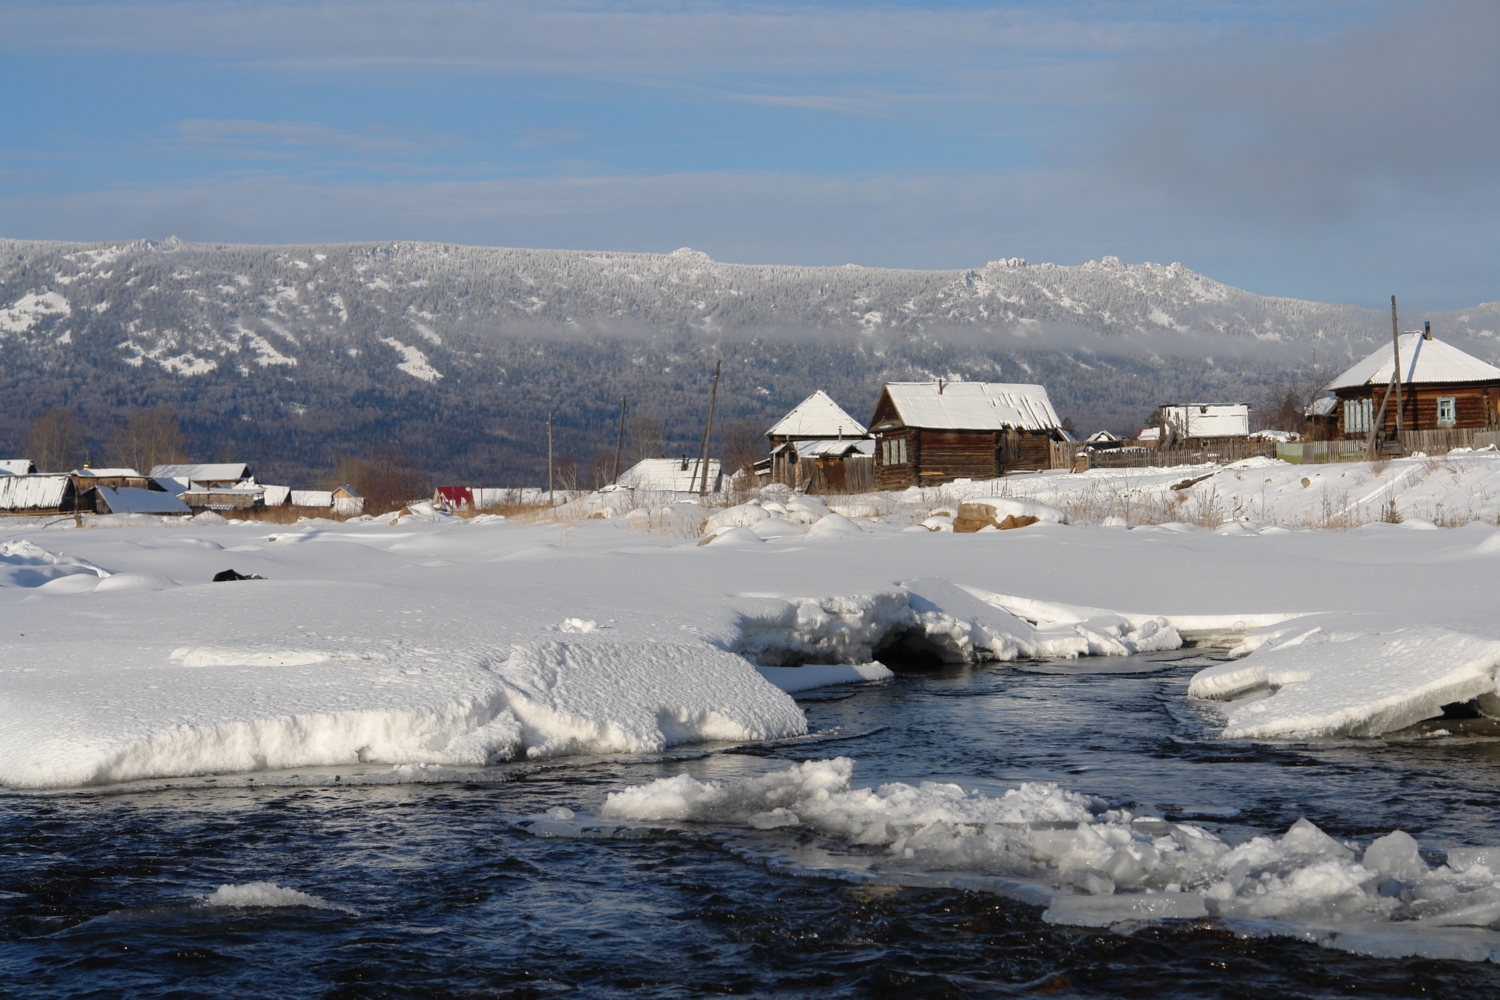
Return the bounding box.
[11,328,1500,524]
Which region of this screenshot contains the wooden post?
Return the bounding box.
[1391,296,1404,447]
[1367,377,1397,460]
[547,409,554,507]
[612,395,627,484]
[695,359,721,496]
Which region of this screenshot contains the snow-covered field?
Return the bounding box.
[6,457,1500,961]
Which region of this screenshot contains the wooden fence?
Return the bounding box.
[1276,429,1500,464]
[1085,440,1278,469]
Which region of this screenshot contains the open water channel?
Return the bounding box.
[4,653,1500,999]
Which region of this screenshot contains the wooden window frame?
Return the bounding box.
[1437,396,1457,427]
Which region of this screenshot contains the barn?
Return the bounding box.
[868,381,1066,489]
[1328,329,1500,439]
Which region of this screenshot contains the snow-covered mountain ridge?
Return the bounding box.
[1,236,1495,483]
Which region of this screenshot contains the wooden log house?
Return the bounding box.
[869,381,1066,489]
[764,390,872,489]
[1329,330,1500,439]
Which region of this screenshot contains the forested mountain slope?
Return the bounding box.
[2,237,1494,484]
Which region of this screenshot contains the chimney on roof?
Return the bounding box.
[1424,322,1432,341]
[937,379,944,394]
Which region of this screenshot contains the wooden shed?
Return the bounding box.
[71,468,159,491]
[869,381,1066,489]
[152,463,253,488]
[764,391,871,487]
[0,474,78,515]
[1328,330,1500,439]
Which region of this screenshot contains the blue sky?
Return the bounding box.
[1,0,1496,310]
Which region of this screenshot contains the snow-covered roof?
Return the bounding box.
[878,382,1062,432]
[72,468,143,478]
[262,484,291,506]
[1306,396,1338,417]
[94,487,191,515]
[151,463,251,481]
[1085,430,1119,443]
[1326,333,1500,390]
[0,474,71,510]
[782,439,876,459]
[292,490,333,507]
[766,390,869,439]
[0,460,37,476]
[183,484,263,496]
[617,458,722,492]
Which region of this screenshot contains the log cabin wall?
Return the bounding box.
[874,428,916,489]
[1335,382,1500,438]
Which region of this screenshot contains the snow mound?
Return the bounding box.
[1189,624,1500,739]
[199,881,355,914]
[806,512,864,538]
[0,540,109,587]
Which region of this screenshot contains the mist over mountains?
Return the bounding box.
[3,236,1496,486]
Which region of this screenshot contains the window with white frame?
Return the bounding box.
[1344,398,1373,433]
[1437,396,1457,426]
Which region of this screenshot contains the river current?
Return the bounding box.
[4,653,1500,999]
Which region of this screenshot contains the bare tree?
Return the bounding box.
[330,451,430,516]
[109,407,187,473]
[716,418,767,481]
[25,408,84,472]
[627,412,667,463]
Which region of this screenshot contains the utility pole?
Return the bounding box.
[1391,295,1404,448]
[612,395,627,484]
[695,359,721,496]
[547,409,554,507]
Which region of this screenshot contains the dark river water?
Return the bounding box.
[5,654,1500,999]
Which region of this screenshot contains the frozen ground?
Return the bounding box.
[6,463,1500,962]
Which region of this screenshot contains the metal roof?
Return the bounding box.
[878,381,1063,432]
[1327,333,1500,390]
[765,390,869,439]
[0,474,72,509]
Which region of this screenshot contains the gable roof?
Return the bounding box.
[1327,333,1500,391]
[151,463,251,481]
[0,474,73,509]
[93,486,192,515]
[765,390,868,439]
[617,458,721,492]
[875,381,1062,432]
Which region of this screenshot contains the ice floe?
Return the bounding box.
[595,757,1500,962]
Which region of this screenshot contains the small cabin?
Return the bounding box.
[1327,329,1500,437]
[764,390,872,488]
[332,486,364,516]
[151,463,253,489]
[71,468,159,492]
[1156,403,1251,445]
[180,482,265,511]
[869,381,1066,489]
